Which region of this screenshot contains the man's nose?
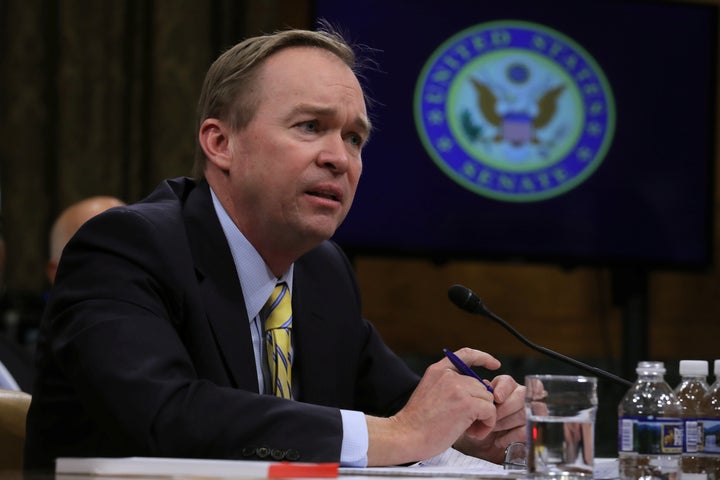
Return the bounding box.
[316,135,350,172]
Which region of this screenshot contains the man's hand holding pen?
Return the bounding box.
[365,347,526,467]
[443,348,526,464]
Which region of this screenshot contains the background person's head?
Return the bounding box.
[47,196,125,284]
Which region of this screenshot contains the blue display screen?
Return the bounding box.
[316,0,718,269]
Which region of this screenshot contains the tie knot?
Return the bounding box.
[264,283,292,331]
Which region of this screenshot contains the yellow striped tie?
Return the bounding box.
[263,283,293,399]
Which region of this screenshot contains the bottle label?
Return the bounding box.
[619,416,683,454]
[683,419,704,453]
[699,418,720,454]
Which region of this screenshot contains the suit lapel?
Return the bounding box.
[183,181,259,392]
[291,263,340,405]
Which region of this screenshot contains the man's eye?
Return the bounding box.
[300,121,318,132]
[348,133,364,148]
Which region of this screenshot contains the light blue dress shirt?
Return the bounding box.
[210,188,368,467]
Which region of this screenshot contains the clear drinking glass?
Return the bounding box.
[525,374,598,479]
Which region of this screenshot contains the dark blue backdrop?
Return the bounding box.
[316,0,718,269]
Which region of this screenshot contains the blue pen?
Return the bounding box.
[443,348,494,393]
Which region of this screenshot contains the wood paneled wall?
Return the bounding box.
[355,256,720,364]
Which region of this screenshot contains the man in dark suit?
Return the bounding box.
[24,25,526,471]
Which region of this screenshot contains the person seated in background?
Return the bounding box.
[0,222,35,393]
[0,196,125,393]
[0,335,31,392]
[46,196,126,284]
[24,24,526,472]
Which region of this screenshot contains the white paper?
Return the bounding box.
[340,448,620,479]
[340,448,519,478]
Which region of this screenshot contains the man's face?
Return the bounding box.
[226,46,369,256]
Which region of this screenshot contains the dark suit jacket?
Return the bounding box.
[24,178,420,471]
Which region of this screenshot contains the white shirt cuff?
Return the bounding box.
[339,409,368,467]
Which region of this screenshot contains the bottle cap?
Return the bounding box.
[715,359,720,377]
[679,360,708,376]
[637,360,665,375]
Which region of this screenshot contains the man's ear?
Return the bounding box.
[199,118,232,171]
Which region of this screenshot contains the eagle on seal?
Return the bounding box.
[471,78,565,147]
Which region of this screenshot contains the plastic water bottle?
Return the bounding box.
[700,360,720,480]
[619,361,683,480]
[675,360,710,480]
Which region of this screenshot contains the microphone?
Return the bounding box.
[448,284,633,388]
